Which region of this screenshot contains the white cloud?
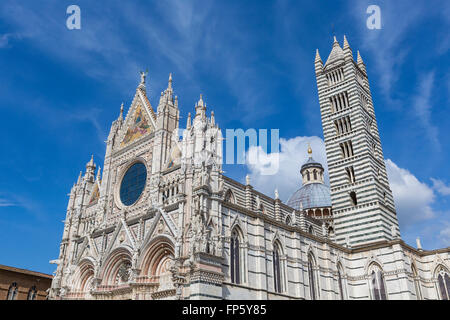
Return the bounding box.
[0,197,17,207]
[246,136,327,202]
[385,159,435,226]
[413,71,439,149]
[430,178,450,196]
[439,222,450,246]
[245,137,438,229]
[351,1,422,104]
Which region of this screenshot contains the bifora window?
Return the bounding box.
[120,162,147,206]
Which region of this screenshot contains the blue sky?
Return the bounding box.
[0,0,449,274]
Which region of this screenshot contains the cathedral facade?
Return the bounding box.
[49,37,450,300]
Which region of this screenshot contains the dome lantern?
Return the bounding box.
[300,145,324,185]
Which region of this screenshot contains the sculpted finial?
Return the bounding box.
[139,70,148,86]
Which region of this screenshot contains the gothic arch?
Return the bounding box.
[230,225,246,284]
[433,264,450,277]
[364,255,385,275]
[367,262,387,300]
[308,251,317,265]
[430,255,450,278]
[101,247,133,285]
[272,239,285,293]
[139,235,175,277]
[224,189,236,204]
[230,223,245,242]
[140,218,177,258]
[307,251,319,300]
[434,264,450,300]
[271,233,285,255]
[73,258,95,291]
[334,255,346,274]
[230,215,247,241]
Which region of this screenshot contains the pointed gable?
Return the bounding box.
[120,104,153,147]
[324,37,344,69]
[117,84,157,149]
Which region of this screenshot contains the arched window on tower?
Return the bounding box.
[230,229,243,284]
[313,170,317,180]
[308,254,317,300]
[27,286,37,300]
[435,266,450,300]
[368,264,387,300]
[7,282,18,300]
[350,191,357,206]
[273,242,283,293]
[411,264,422,300]
[307,171,311,181]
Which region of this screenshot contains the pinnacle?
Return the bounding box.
[119,103,124,119]
[357,50,364,64]
[86,155,95,169]
[343,35,350,49]
[315,49,322,62]
[168,73,173,89]
[198,94,205,107]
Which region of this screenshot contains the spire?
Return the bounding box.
[315,49,322,62]
[86,155,95,169]
[159,73,175,107]
[168,73,173,90]
[357,50,364,64]
[77,171,82,184]
[187,112,191,129]
[198,94,205,107]
[96,166,101,181]
[315,49,323,74]
[195,94,207,118]
[343,35,353,61]
[343,35,350,48]
[211,111,215,126]
[119,102,124,120]
[357,50,367,74]
[333,35,339,46]
[307,143,312,157]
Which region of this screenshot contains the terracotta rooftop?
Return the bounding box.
[0,264,53,279]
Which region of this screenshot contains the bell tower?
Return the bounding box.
[314,36,400,246]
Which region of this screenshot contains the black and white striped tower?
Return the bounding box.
[314,36,400,246]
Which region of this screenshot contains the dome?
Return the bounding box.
[286,183,331,210]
